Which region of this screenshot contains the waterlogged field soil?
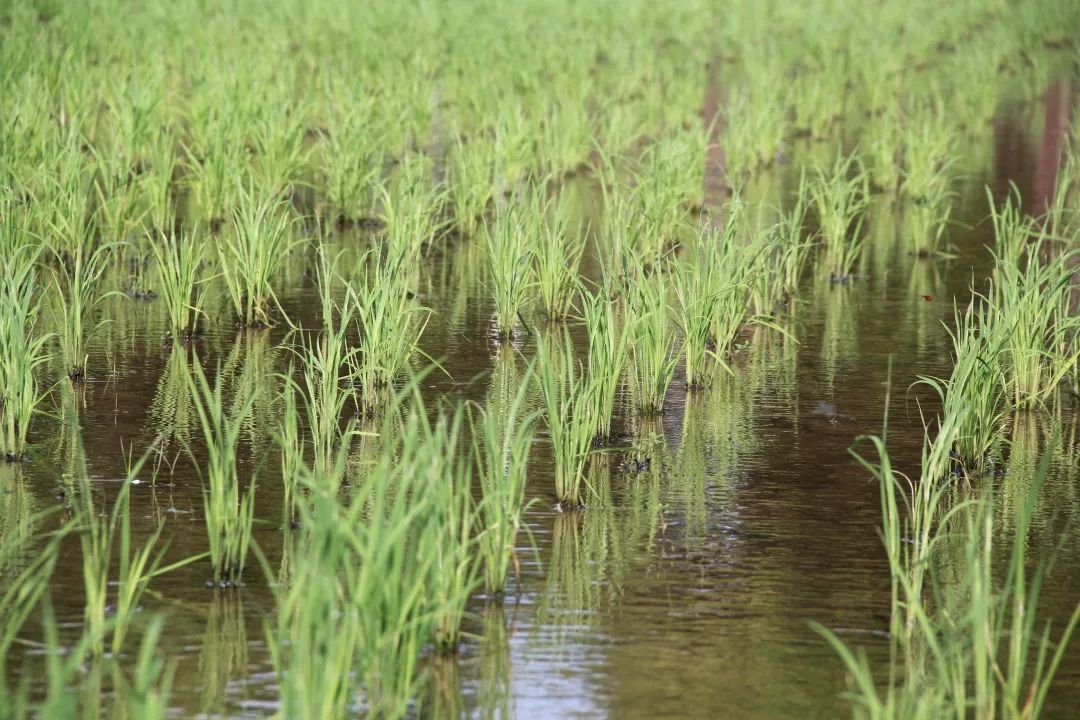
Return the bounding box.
[4,89,1080,718]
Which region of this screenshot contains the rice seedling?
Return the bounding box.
[182,110,245,225]
[864,106,904,196]
[321,99,384,224]
[809,151,870,282]
[220,185,297,328]
[626,271,679,414]
[530,190,587,322]
[471,373,538,594]
[147,224,209,341]
[917,297,1010,475]
[186,360,257,586]
[347,246,433,415]
[485,207,534,340]
[536,333,600,508]
[46,233,119,382]
[116,616,175,720]
[447,133,497,238]
[77,475,169,657]
[901,110,958,257]
[581,285,630,442]
[750,177,813,315]
[0,231,52,461]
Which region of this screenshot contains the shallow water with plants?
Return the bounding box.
[2,1,1080,718]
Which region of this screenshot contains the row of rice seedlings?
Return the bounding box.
[220,186,297,328]
[537,334,600,508]
[0,228,52,461]
[809,151,870,282]
[471,373,538,594]
[147,223,209,341]
[626,271,679,414]
[530,190,587,322]
[821,406,1080,717]
[186,361,257,586]
[47,233,118,382]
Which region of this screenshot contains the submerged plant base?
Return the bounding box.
[204,578,244,589]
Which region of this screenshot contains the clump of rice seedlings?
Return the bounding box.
[322,102,384,224]
[751,178,813,315]
[582,285,630,442]
[139,129,180,236]
[626,271,679,414]
[288,245,361,472]
[864,106,904,196]
[472,374,538,594]
[47,237,118,382]
[723,84,788,181]
[540,94,594,177]
[917,297,1009,476]
[249,98,313,197]
[347,246,433,415]
[423,404,480,652]
[790,63,847,139]
[809,152,870,282]
[116,615,175,720]
[988,231,1079,409]
[78,475,169,657]
[447,133,497,238]
[187,360,257,586]
[220,185,297,328]
[183,110,244,225]
[633,131,704,253]
[0,233,52,461]
[530,190,586,321]
[536,334,599,509]
[485,207,534,340]
[901,112,958,257]
[147,224,209,341]
[820,412,1080,717]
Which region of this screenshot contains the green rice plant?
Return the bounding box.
[423,404,480,651]
[485,207,534,340]
[865,105,904,196]
[809,151,870,282]
[139,129,180,236]
[626,270,679,414]
[47,238,119,382]
[116,616,175,720]
[347,246,433,414]
[530,189,586,322]
[916,297,1010,476]
[750,177,813,314]
[536,334,600,508]
[288,244,361,473]
[901,112,958,256]
[582,285,630,442]
[322,101,384,223]
[220,185,297,328]
[77,475,169,657]
[249,99,313,197]
[471,374,538,594]
[187,359,257,586]
[182,110,244,224]
[0,236,52,461]
[447,133,497,238]
[147,224,209,341]
[989,236,1080,408]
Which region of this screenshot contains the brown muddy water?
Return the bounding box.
[5,95,1080,719]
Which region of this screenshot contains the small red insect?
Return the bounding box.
[921,295,934,302]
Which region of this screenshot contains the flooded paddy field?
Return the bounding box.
[2,1,1080,718]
